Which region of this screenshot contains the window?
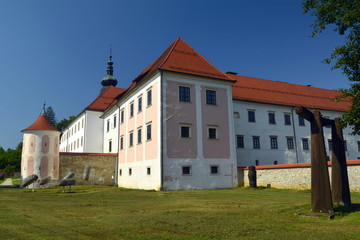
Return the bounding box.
[179,86,191,102]
[287,137,294,149]
[234,112,240,118]
[106,120,110,132]
[180,125,191,138]
[253,136,260,149]
[137,128,142,144]
[108,140,112,152]
[147,89,152,106]
[274,161,278,165]
[129,168,132,176]
[182,166,191,175]
[248,110,255,122]
[81,136,83,147]
[120,136,124,150]
[147,123,152,141]
[298,116,305,126]
[129,132,134,147]
[113,115,117,128]
[147,167,151,175]
[344,140,347,151]
[357,141,360,152]
[270,136,278,149]
[237,135,244,148]
[210,165,219,175]
[206,90,217,105]
[138,96,142,113]
[208,127,218,139]
[284,113,291,125]
[130,102,134,118]
[120,109,124,124]
[255,160,259,166]
[119,169,122,176]
[328,139,332,151]
[302,138,309,150]
[268,112,276,124]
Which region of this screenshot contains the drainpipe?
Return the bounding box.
[115,104,120,186]
[160,71,164,190]
[291,107,299,163]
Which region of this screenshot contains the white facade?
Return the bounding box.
[102,107,120,153]
[233,100,359,167]
[60,111,104,153]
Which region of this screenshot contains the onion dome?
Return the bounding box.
[101,55,118,88]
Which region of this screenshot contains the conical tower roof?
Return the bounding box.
[22,106,59,132]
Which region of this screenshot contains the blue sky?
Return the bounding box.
[0,0,348,149]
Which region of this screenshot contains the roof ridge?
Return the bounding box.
[232,85,344,101]
[158,37,181,69]
[180,39,230,80]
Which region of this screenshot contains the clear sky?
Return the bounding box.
[0,0,349,149]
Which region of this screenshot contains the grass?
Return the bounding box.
[0,186,360,240]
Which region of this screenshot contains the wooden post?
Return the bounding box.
[295,107,333,213]
[331,118,351,206]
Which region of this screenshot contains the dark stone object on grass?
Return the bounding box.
[248,166,257,188]
[59,178,76,186]
[83,166,90,181]
[22,174,38,187]
[39,176,51,186]
[63,172,75,179]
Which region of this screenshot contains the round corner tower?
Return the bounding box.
[21,107,61,184]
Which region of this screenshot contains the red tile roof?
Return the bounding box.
[22,115,59,132]
[229,74,350,112]
[131,38,234,86]
[86,85,126,111]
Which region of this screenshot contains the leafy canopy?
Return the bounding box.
[303,0,360,134]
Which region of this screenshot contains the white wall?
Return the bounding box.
[103,107,120,153]
[233,100,360,167]
[84,111,104,153]
[60,113,85,152]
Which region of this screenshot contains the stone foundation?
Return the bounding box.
[59,152,117,186]
[238,160,360,192]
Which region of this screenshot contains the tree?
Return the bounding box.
[45,106,57,126]
[55,116,76,132]
[303,0,360,134]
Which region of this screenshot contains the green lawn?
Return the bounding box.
[1,186,360,240]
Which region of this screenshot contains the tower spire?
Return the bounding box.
[40,102,46,116]
[100,45,118,92]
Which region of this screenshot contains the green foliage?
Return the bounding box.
[0,143,21,174]
[303,0,360,133]
[45,106,57,126]
[55,115,76,132]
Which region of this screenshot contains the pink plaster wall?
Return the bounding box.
[29,135,35,154]
[27,156,34,176]
[53,156,59,178]
[40,156,49,177]
[166,80,197,158]
[144,82,159,160]
[201,86,230,159]
[42,135,49,154]
[54,136,59,154]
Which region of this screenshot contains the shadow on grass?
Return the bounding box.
[334,203,360,215]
